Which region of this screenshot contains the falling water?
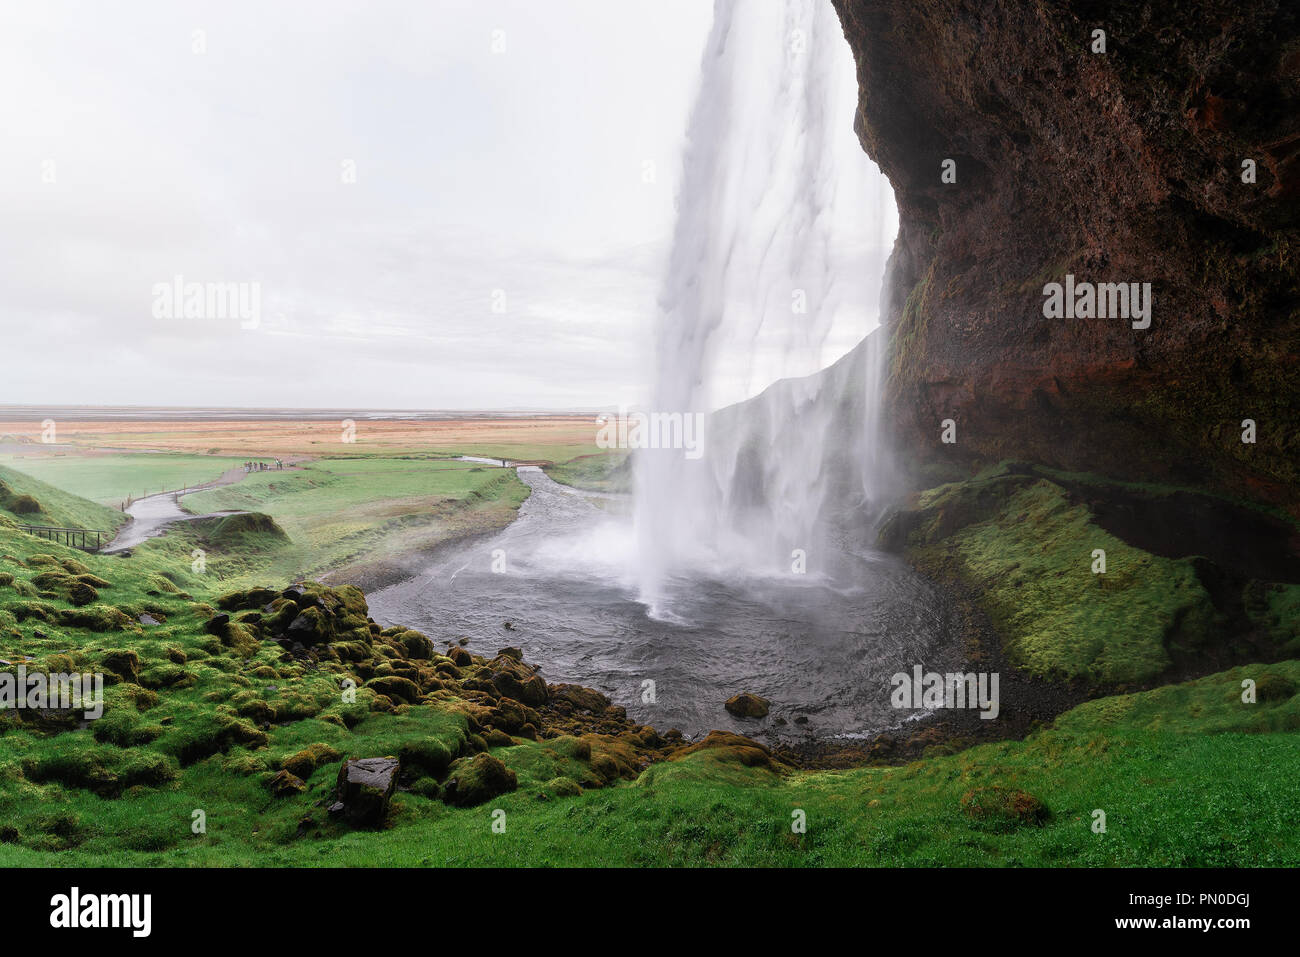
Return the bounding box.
[369,0,960,742]
[634,0,899,617]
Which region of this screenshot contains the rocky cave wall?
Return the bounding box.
[830,0,1299,514]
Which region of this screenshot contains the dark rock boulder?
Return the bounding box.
[285,607,329,645]
[331,757,399,826]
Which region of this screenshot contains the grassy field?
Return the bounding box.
[0,416,604,460]
[0,464,128,532]
[0,415,611,588]
[0,453,248,506]
[169,457,530,588]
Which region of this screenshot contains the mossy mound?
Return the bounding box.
[1255,673,1297,703]
[21,747,177,798]
[442,753,518,807]
[7,494,41,515]
[201,512,289,549]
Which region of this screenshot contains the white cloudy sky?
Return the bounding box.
[0,0,895,411]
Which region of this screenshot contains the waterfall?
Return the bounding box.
[633,0,898,618]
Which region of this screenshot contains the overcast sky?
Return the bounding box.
[0,0,893,411]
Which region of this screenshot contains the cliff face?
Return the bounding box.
[831,0,1300,511]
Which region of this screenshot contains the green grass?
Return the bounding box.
[544,452,630,493]
[0,464,127,532]
[889,464,1288,685]
[0,557,1295,868]
[933,480,1213,683]
[170,457,529,587]
[0,453,247,506]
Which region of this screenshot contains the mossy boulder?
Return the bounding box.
[205,512,288,547]
[670,731,781,772]
[216,587,280,611]
[285,607,330,646]
[724,692,770,719]
[30,571,71,591]
[68,580,99,607]
[442,753,518,807]
[396,629,434,659]
[366,675,421,704]
[279,743,343,781]
[397,737,457,777]
[546,776,583,798]
[549,683,611,714]
[491,671,548,707]
[268,769,308,797]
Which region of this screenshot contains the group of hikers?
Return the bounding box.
[243,459,284,473]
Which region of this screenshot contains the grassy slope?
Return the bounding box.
[172,457,528,588]
[544,452,630,494]
[889,463,1300,684]
[0,453,248,506]
[0,464,127,532]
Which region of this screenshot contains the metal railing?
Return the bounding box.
[14,524,109,552]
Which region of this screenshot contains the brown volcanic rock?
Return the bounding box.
[831,0,1300,511]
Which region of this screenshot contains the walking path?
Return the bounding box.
[103,466,253,552]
